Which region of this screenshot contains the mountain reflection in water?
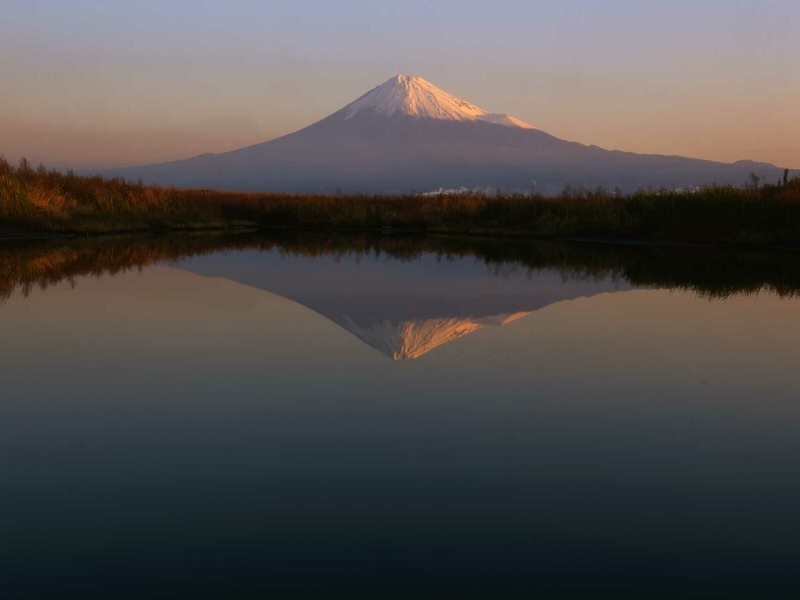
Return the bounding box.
[2,231,800,361]
[4,231,800,597]
[178,249,629,360]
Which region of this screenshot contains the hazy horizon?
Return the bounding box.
[2,0,799,170]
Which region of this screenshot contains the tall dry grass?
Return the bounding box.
[0,157,226,232]
[2,157,800,244]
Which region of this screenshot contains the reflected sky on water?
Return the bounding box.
[1,237,799,597]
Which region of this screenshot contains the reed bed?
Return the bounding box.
[2,157,800,244]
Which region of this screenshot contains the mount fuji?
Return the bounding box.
[107,75,787,194]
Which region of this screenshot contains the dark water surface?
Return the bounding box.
[2,233,800,597]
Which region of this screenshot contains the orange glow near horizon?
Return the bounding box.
[1,1,798,170]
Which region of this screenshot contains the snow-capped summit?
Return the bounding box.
[339,74,535,129]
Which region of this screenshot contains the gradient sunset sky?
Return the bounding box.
[2,0,798,169]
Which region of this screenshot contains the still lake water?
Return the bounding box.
[2,234,800,597]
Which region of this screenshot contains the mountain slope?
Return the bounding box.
[106,75,789,194]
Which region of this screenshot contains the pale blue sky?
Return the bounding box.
[2,0,798,168]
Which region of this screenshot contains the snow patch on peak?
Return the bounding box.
[476,113,535,129]
[340,75,534,129]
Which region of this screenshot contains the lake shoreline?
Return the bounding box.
[3,159,800,248]
[3,224,800,252]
